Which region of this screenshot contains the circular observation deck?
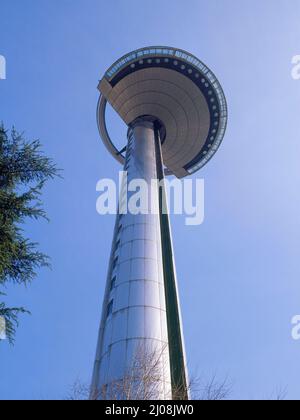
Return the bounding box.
[97,46,227,178]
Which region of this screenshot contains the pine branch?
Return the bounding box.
[0,123,59,342]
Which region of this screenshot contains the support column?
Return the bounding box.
[91,120,188,400]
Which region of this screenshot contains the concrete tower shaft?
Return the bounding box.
[91,121,188,399]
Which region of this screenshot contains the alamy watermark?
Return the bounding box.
[290,59,300,340]
[291,55,300,80]
[291,316,300,341]
[0,316,6,340]
[0,55,6,80]
[96,171,205,226]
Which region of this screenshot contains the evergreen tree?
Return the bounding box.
[0,124,59,343]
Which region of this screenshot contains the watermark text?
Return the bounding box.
[0,316,6,340]
[291,55,300,80]
[96,172,205,226]
[292,315,300,340]
[0,55,6,80]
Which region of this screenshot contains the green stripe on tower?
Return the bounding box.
[154,125,189,401]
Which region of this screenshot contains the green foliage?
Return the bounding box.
[0,299,29,343]
[0,124,59,343]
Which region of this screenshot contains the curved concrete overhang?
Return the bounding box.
[97,47,227,178]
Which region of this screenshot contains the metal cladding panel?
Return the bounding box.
[129,281,145,307]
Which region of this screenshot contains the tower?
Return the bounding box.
[91,47,227,400]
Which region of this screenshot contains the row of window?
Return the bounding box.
[107,215,124,318]
[124,139,133,172]
[106,133,136,318]
[124,158,130,172]
[106,48,180,78]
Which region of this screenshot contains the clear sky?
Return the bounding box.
[1,0,300,400]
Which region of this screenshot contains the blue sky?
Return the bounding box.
[1,0,300,400]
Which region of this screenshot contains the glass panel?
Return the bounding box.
[111,276,116,290]
[107,300,114,318]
